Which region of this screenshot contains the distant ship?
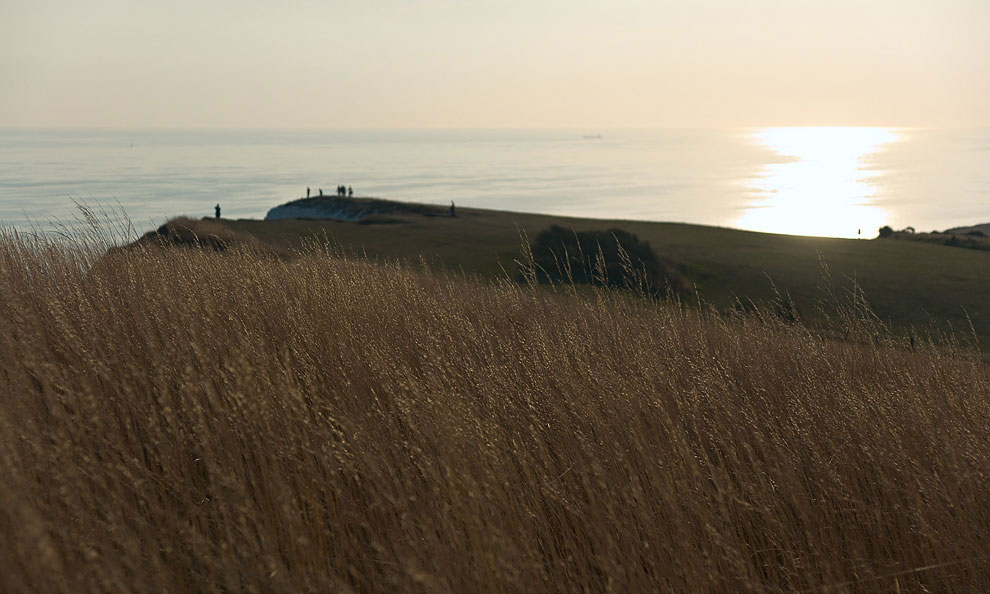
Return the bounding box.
[582,134,603,139]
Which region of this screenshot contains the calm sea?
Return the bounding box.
[0,128,987,238]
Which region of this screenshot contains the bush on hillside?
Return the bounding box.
[526,225,690,296]
[129,217,282,257]
[878,225,894,238]
[135,217,254,251]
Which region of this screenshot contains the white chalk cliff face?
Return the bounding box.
[265,201,364,221]
[265,197,446,221]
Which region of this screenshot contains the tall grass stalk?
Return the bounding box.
[0,229,987,593]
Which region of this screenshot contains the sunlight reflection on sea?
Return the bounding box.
[737,127,900,239]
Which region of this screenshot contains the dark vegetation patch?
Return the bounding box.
[125,217,288,260]
[137,217,255,250]
[526,225,691,297]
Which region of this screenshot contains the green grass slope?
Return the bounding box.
[211,201,990,347]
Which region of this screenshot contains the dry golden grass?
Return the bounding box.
[0,227,988,593]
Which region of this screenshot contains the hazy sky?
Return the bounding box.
[2,0,987,128]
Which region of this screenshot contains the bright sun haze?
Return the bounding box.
[738,127,899,238]
[1,0,987,129]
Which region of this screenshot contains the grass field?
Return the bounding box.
[2,223,988,593]
[205,200,990,348]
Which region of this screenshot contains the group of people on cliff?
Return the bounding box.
[215,188,456,221]
[307,186,352,198]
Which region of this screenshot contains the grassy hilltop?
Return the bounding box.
[1,224,988,593]
[207,196,990,348]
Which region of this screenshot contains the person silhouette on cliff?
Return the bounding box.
[307,187,310,198]
[449,201,455,217]
[348,186,353,197]
[215,204,221,219]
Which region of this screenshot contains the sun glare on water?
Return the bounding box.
[737,127,900,238]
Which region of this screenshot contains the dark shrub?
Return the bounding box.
[527,225,690,296]
[144,217,250,251]
[122,217,290,260]
[878,225,894,238]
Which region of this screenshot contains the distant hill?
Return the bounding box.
[943,223,990,235]
[882,224,990,252]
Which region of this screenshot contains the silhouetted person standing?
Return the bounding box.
[319,188,323,196]
[449,201,455,217]
[215,204,221,219]
[307,187,310,198]
[348,186,353,197]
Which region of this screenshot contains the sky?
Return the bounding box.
[1,0,988,129]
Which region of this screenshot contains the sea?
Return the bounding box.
[1,127,987,239]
